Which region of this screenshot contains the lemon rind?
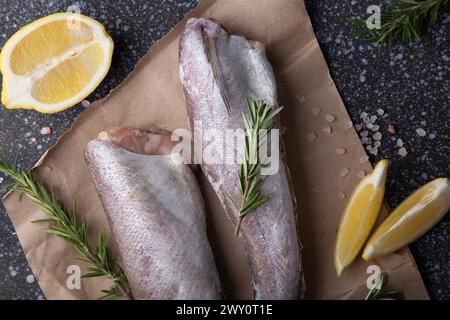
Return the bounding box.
[0,12,114,113]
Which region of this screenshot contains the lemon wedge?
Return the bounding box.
[0,13,113,113]
[334,159,389,276]
[363,178,450,261]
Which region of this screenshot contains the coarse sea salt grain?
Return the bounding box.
[26,274,35,284]
[371,124,380,131]
[339,168,350,177]
[312,107,321,116]
[416,128,426,137]
[344,121,353,130]
[377,109,384,116]
[396,139,403,147]
[360,130,369,137]
[373,132,382,140]
[40,127,52,135]
[355,124,362,131]
[398,147,408,157]
[336,148,346,155]
[326,114,336,122]
[388,124,396,134]
[370,115,377,123]
[307,132,317,142]
[357,171,366,179]
[360,156,369,163]
[360,112,368,119]
[323,126,332,134]
[312,186,322,193]
[81,100,90,108]
[339,192,347,199]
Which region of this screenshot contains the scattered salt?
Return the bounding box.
[360,112,368,118]
[360,156,369,164]
[26,274,35,284]
[355,124,362,131]
[312,107,321,116]
[344,121,353,130]
[374,141,381,148]
[396,139,404,147]
[357,171,366,179]
[339,168,350,177]
[307,132,317,142]
[370,115,377,123]
[388,124,396,134]
[81,100,90,108]
[40,127,52,135]
[360,130,369,137]
[323,126,332,134]
[429,133,436,139]
[312,186,322,193]
[336,148,346,155]
[416,128,426,137]
[373,132,382,140]
[298,96,307,103]
[377,109,384,116]
[369,148,378,155]
[326,114,336,122]
[366,122,373,129]
[398,147,408,157]
[339,192,347,199]
[371,124,380,131]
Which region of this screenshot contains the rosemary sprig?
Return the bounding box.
[349,0,449,46]
[365,273,404,300]
[233,99,282,236]
[0,158,132,300]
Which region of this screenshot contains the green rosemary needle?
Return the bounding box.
[349,0,449,46]
[234,99,283,236]
[365,273,404,300]
[0,158,132,300]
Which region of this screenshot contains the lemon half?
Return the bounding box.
[0,13,113,113]
[334,160,389,276]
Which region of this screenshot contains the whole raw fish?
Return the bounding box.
[179,18,304,299]
[84,127,222,299]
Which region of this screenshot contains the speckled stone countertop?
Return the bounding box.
[0,0,448,300]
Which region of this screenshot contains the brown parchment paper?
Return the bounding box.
[2,0,428,300]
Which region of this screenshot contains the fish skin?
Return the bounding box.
[84,130,222,299]
[179,18,304,299]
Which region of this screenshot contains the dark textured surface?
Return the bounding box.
[0,0,448,299]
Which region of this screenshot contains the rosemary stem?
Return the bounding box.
[235,179,251,236]
[83,245,132,299]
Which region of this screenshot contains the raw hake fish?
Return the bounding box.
[84,127,222,299]
[179,18,304,299]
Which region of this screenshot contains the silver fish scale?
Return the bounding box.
[85,139,221,299]
[180,18,303,299]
